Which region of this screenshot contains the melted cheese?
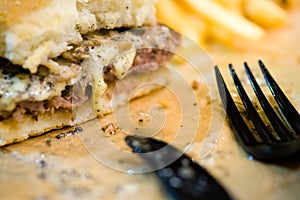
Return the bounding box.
[0,72,75,111]
[0,37,136,113]
[0,27,174,113]
[81,39,136,114]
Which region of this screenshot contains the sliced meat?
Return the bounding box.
[0,26,180,122]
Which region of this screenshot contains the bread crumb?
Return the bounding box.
[191,80,200,90]
[102,123,119,137]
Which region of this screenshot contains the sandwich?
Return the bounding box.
[0,0,180,146]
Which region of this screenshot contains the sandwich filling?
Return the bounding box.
[0,26,180,122]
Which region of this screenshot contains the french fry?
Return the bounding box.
[181,0,265,40]
[206,22,235,46]
[156,0,291,47]
[273,0,295,8]
[156,0,207,45]
[213,0,243,14]
[243,0,288,28]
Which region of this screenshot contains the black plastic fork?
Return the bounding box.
[215,60,300,161]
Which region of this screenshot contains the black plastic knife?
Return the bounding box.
[125,136,233,200]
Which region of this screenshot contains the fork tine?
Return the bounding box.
[244,62,292,141]
[229,64,275,144]
[259,60,300,135]
[215,66,257,146]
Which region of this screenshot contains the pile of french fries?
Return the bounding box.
[156,0,294,46]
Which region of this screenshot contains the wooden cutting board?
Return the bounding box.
[1,4,300,200]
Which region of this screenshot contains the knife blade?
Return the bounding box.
[125,136,233,200]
